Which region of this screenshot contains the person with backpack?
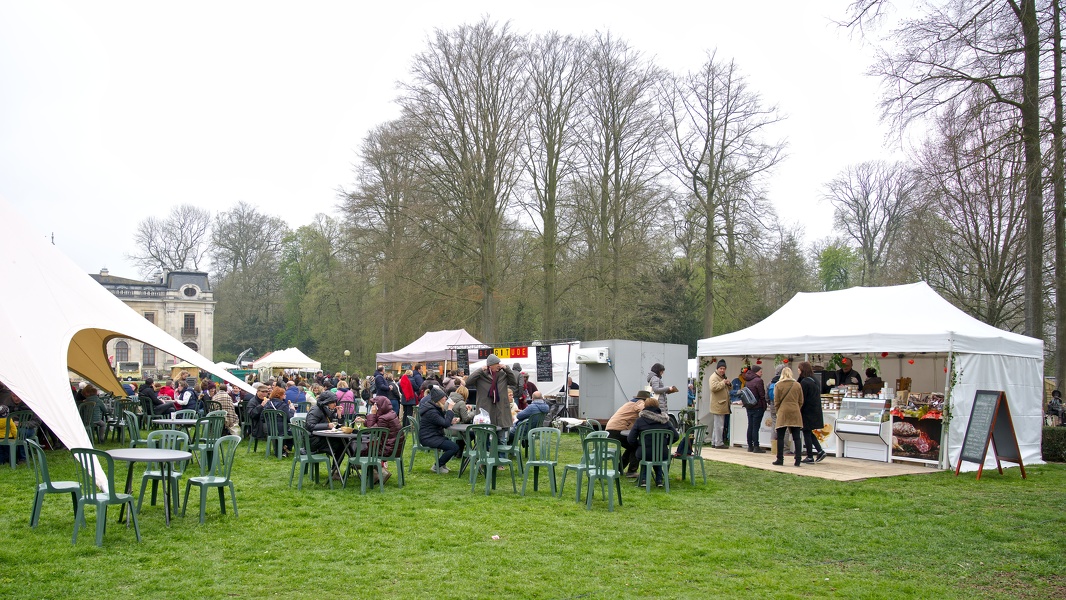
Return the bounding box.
[743,364,767,453]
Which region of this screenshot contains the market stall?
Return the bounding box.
[696,283,1044,471]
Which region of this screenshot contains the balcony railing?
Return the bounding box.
[181,327,199,336]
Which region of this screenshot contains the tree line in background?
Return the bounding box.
[129,9,1063,383]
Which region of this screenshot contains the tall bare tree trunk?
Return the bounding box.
[1019,0,1045,339]
[1053,0,1065,387]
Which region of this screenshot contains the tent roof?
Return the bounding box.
[251,348,321,371]
[697,282,1043,358]
[375,329,484,364]
[0,197,255,487]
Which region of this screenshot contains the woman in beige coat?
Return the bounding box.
[708,359,731,448]
[771,367,804,467]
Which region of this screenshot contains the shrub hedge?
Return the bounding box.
[1042,426,1066,462]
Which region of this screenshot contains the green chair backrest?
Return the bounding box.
[296,401,312,413]
[25,439,52,489]
[586,419,603,431]
[9,411,33,441]
[70,447,117,496]
[582,436,618,471]
[290,417,306,430]
[387,425,410,459]
[146,429,190,453]
[512,419,533,445]
[687,424,707,455]
[639,429,674,462]
[574,425,593,441]
[193,415,226,447]
[174,409,198,420]
[469,425,501,461]
[290,425,312,455]
[123,411,143,445]
[203,400,223,414]
[78,403,95,426]
[527,427,560,462]
[587,431,609,439]
[263,409,289,438]
[206,410,227,419]
[204,435,240,479]
[361,427,388,461]
[528,412,546,429]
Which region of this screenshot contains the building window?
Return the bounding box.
[184,342,199,352]
[144,312,155,324]
[115,341,129,362]
[142,345,156,366]
[183,286,198,297]
[182,314,197,336]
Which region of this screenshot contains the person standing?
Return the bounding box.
[834,357,863,389]
[398,369,418,426]
[744,364,767,453]
[708,360,731,449]
[465,354,517,429]
[771,367,804,467]
[647,363,679,413]
[606,390,649,477]
[798,361,827,463]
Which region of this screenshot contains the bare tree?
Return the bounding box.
[522,32,587,340]
[398,18,528,341]
[847,0,1045,338]
[210,201,287,278]
[660,51,785,337]
[128,204,212,276]
[824,161,920,285]
[1051,0,1065,393]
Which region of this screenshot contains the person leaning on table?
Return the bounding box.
[606,390,649,478]
[418,386,461,474]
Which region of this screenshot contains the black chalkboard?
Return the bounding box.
[535,346,552,381]
[456,349,469,375]
[959,390,999,464]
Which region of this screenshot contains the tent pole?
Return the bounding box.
[939,334,954,470]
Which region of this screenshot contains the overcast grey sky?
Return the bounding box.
[0,0,903,277]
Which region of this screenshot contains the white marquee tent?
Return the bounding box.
[375,329,484,364]
[0,198,255,488]
[696,282,1045,471]
[251,348,321,372]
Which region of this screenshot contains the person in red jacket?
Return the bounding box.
[398,369,417,427]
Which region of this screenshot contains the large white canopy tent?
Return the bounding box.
[375,329,484,364]
[251,348,321,372]
[0,198,255,488]
[696,282,1044,471]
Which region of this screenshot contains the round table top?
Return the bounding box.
[152,418,199,426]
[106,448,193,462]
[312,429,366,438]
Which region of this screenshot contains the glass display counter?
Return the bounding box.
[835,397,892,462]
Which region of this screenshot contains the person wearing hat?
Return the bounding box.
[647,363,679,413]
[606,390,650,477]
[465,354,518,429]
[743,364,767,453]
[708,359,731,449]
[306,391,341,452]
[418,385,460,474]
[834,357,863,389]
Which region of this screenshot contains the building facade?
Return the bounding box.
[90,269,215,381]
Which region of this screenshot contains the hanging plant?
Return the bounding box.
[862,353,880,374]
[826,353,844,371]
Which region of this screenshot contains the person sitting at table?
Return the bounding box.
[0,405,24,463]
[7,391,41,442]
[139,378,175,417]
[264,385,296,457]
[305,391,346,478]
[449,386,474,424]
[607,390,649,478]
[626,397,678,488]
[417,385,460,474]
[210,382,239,436]
[509,391,549,437]
[78,384,111,443]
[365,395,400,485]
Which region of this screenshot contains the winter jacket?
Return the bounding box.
[744,373,767,411]
[466,365,517,427]
[605,400,645,431]
[709,371,731,415]
[399,375,417,405]
[284,386,304,405]
[450,394,474,424]
[510,398,549,434]
[799,376,825,430]
[626,406,678,461]
[305,402,337,454]
[417,396,455,448]
[772,379,804,429]
[411,370,424,391]
[374,372,389,396]
[366,396,402,456]
[647,371,672,412]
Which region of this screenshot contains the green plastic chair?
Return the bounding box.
[296,401,312,413]
[499,419,532,475]
[587,430,620,469]
[190,414,226,472]
[522,427,560,496]
[137,430,190,515]
[574,424,594,441]
[79,403,103,443]
[139,394,160,429]
[407,417,440,474]
[203,400,223,414]
[2,411,33,468]
[468,425,516,495]
[26,439,79,528]
[345,427,388,494]
[110,400,139,443]
[289,425,332,490]
[70,447,140,547]
[676,424,708,485]
[290,417,306,430]
[182,434,240,523]
[560,433,593,503]
[585,418,603,431]
[582,435,623,511]
[638,429,676,492]
[173,409,198,420]
[123,411,148,448]
[263,409,292,459]
[380,425,409,488]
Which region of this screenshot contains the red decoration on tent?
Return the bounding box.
[908,359,915,364]
[881,352,889,358]
[755,359,762,364]
[944,367,948,373]
[782,359,789,363]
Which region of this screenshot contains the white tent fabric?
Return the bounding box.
[251,348,321,372]
[0,198,255,489]
[375,329,484,364]
[696,282,1044,471]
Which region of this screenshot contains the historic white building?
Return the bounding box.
[90,269,215,381]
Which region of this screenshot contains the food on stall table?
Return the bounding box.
[893,421,920,437]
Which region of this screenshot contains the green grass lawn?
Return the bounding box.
[1,433,1063,599]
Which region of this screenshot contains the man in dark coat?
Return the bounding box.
[417,386,460,474]
[834,357,863,389]
[465,355,517,428]
[744,364,767,453]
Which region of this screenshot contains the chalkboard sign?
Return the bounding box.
[535,345,552,381]
[456,349,469,375]
[956,390,1026,480]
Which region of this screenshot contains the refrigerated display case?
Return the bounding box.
[835,397,891,462]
